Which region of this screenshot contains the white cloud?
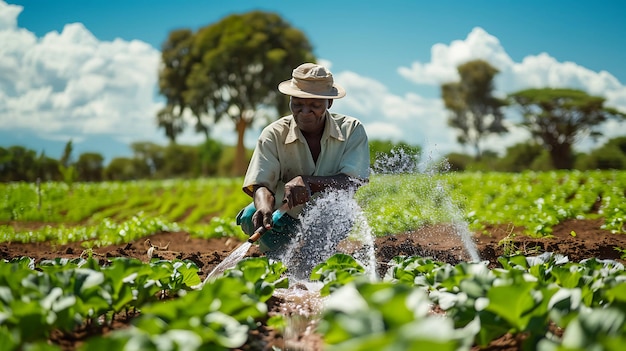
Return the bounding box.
[397,27,514,86]
[362,121,403,141]
[0,0,20,31]
[0,2,164,146]
[332,71,461,155]
[502,53,625,97]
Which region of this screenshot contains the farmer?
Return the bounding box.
[236,62,370,276]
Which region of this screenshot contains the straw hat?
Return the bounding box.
[278,63,346,99]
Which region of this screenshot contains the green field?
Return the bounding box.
[1,170,626,350]
[1,170,625,246]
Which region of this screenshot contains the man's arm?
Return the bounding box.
[283,173,366,209]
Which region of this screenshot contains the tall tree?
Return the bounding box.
[157,107,186,143]
[441,59,507,159]
[130,142,165,177]
[75,152,104,182]
[181,11,315,175]
[508,88,626,169]
[157,29,194,142]
[59,140,73,168]
[0,146,38,181]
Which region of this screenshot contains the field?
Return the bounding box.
[1,171,625,350]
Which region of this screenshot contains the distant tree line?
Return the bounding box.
[0,139,417,182]
[0,139,229,182]
[0,139,421,183]
[445,136,626,172]
[2,136,625,182]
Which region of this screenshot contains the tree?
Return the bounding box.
[35,152,61,181]
[443,152,474,172]
[159,11,315,175]
[104,157,146,181]
[577,136,626,170]
[496,142,544,172]
[508,88,626,169]
[198,138,224,176]
[157,107,186,143]
[0,146,38,181]
[75,152,104,181]
[158,29,194,143]
[441,59,507,159]
[130,142,166,177]
[162,144,198,178]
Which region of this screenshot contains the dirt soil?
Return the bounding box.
[1,218,625,351]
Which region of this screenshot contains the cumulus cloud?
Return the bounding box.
[332,71,460,155]
[397,27,515,87]
[0,2,164,146]
[0,0,20,30]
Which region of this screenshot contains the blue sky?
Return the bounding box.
[2,0,626,162]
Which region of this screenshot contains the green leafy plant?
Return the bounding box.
[310,253,367,296]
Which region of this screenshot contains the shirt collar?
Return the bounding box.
[285,111,345,144]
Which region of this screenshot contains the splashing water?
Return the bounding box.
[281,188,378,281]
[372,145,421,175]
[432,180,481,262]
[349,209,378,280]
[200,241,252,286]
[274,283,325,351]
[200,145,479,291]
[371,146,481,262]
[198,186,378,287]
[198,188,378,287]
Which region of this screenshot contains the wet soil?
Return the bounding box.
[1,218,625,351]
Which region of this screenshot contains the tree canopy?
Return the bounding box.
[157,11,315,175]
[508,88,626,169]
[441,59,507,159]
[158,29,194,143]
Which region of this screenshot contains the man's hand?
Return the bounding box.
[253,186,277,231]
[283,176,312,208]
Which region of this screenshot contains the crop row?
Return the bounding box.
[450,170,626,235]
[0,178,250,226]
[1,171,625,246]
[2,252,625,350]
[314,253,626,350]
[0,255,286,351]
[356,170,626,236]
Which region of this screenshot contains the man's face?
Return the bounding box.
[290,97,331,135]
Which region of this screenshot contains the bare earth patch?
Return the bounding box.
[1,218,625,351]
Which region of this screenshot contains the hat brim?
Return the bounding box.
[278,80,346,99]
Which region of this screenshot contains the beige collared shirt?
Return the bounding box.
[243,111,370,216]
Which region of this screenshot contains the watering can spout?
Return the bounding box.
[247,203,289,243]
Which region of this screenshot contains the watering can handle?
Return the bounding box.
[247,203,289,243]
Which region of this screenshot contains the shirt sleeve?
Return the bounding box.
[242,129,281,197]
[338,121,370,180]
